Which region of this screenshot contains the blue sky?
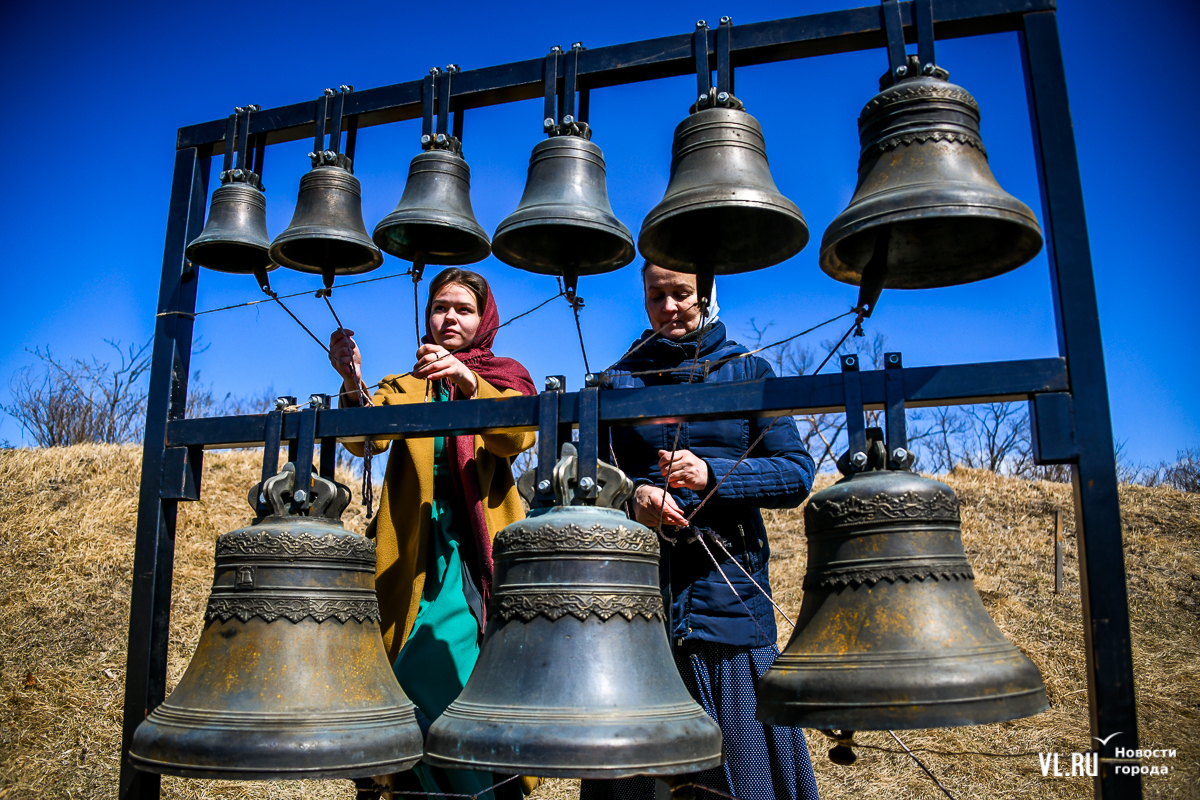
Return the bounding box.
[2,0,1197,467]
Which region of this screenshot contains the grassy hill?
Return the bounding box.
[0,445,1195,799]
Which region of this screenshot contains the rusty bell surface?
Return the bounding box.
[128,466,423,780]
[820,58,1043,289]
[425,453,723,778]
[756,443,1048,731]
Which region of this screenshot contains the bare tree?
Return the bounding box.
[3,340,151,447]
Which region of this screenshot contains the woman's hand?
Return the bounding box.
[329,329,368,405]
[658,449,710,490]
[634,484,688,528]
[413,343,478,398]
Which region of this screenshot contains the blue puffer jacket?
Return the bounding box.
[605,321,816,648]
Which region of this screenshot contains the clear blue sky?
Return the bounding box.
[1,0,1197,468]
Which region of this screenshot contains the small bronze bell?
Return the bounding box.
[425,452,723,778]
[128,466,423,779]
[373,67,490,267]
[187,106,276,288]
[493,45,635,295]
[271,87,383,287]
[756,433,1048,731]
[820,54,1043,289]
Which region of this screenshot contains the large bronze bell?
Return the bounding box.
[638,104,808,275]
[492,134,634,284]
[756,434,1048,730]
[373,147,490,265]
[373,66,490,266]
[129,466,423,779]
[425,453,723,778]
[271,88,383,287]
[187,106,276,287]
[820,55,1043,289]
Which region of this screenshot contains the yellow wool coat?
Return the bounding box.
[345,372,535,661]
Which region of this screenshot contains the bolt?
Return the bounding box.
[895,65,908,78]
[845,355,857,366]
[435,133,447,145]
[324,87,336,96]
[720,15,731,24]
[717,92,729,104]
[851,452,868,468]
[537,479,552,493]
[697,19,706,27]
[293,489,307,503]
[892,448,909,463]
[572,42,584,49]
[420,134,432,146]
[551,45,563,53]
[544,117,556,130]
[579,477,596,493]
[309,393,326,409]
[545,376,562,392]
[584,373,600,387]
[888,353,900,364]
[698,94,709,106]
[922,62,935,75]
[563,115,574,125]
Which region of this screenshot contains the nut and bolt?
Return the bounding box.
[720,16,731,24]
[895,65,908,78]
[421,134,432,146]
[698,94,709,106]
[435,133,448,145]
[892,448,909,463]
[563,115,574,125]
[851,452,868,469]
[293,490,307,503]
[579,477,596,493]
[545,376,563,392]
[697,19,706,27]
[717,92,729,103]
[584,373,600,387]
[888,353,900,364]
[537,480,552,493]
[922,62,935,75]
[544,117,556,130]
[844,355,857,366]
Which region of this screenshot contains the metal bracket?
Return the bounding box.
[884,352,911,468]
[289,394,325,514]
[544,43,591,138]
[841,354,867,469]
[529,375,566,508]
[1030,392,1078,464]
[881,0,910,81]
[577,385,601,501]
[160,446,202,501]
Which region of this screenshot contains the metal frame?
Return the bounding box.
[120,2,1140,798]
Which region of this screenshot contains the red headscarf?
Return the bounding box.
[422,276,536,631]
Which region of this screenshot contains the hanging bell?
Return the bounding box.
[638,102,809,276]
[756,433,1048,731]
[639,19,808,284]
[374,67,490,267]
[186,106,276,284]
[129,466,424,779]
[271,88,383,286]
[820,55,1044,289]
[373,147,490,265]
[425,451,723,778]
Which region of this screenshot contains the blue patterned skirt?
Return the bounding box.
[580,640,819,800]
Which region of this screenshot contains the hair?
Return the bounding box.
[426,268,489,323]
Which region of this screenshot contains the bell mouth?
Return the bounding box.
[186,241,275,274]
[373,217,491,265]
[639,199,809,274]
[270,234,384,275]
[493,213,635,276]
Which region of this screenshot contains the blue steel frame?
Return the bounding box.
[120,2,1140,798]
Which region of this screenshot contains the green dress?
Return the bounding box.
[392,385,493,796]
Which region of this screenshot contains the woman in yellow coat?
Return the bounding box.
[330,268,536,799]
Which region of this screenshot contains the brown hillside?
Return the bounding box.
[0,446,1196,799]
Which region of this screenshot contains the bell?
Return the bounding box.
[639,104,809,276]
[492,134,635,286]
[756,434,1048,731]
[820,57,1044,289]
[425,453,723,778]
[270,154,384,285]
[373,147,490,265]
[186,173,274,276]
[129,466,424,779]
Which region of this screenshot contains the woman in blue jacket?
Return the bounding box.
[581,264,820,800]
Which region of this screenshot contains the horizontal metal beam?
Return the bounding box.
[177,0,1054,155]
[167,357,1067,449]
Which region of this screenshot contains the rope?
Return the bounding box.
[889,730,958,799]
[558,278,591,375]
[321,290,374,518]
[268,291,329,353]
[167,269,414,318]
[705,533,795,629]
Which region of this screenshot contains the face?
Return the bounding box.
[644,265,702,340]
[429,283,482,350]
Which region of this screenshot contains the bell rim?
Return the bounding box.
[420,754,727,781]
[493,212,636,275]
[268,233,384,275]
[372,214,492,265]
[126,752,424,781]
[185,240,276,274]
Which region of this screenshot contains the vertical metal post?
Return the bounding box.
[841,354,866,458]
[119,147,209,800]
[535,377,565,507]
[883,352,907,455]
[577,386,600,499]
[1021,11,1140,798]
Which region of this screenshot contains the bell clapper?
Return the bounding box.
[823,729,858,766]
[851,224,891,335]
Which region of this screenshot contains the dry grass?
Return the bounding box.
[0,448,1195,799]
